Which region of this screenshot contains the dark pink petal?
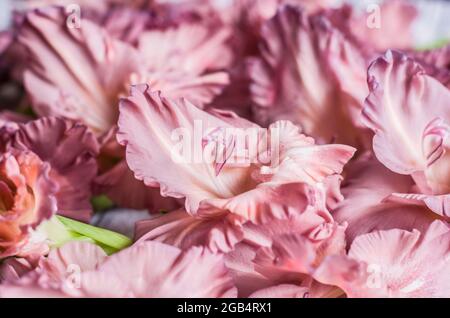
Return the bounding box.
[10,117,99,221]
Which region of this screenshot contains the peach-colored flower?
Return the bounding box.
[0,150,57,259]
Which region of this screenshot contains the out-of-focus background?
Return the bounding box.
[2,0,450,47]
[1,0,450,45]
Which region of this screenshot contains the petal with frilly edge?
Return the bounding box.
[258,121,355,186]
[362,50,450,194]
[117,87,257,215]
[19,6,145,135]
[10,117,99,221]
[313,220,450,297]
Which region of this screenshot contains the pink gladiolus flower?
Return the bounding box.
[118,86,355,224]
[1,0,450,299]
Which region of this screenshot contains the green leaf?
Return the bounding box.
[56,216,132,251]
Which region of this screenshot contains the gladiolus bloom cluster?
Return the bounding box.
[0,0,449,298]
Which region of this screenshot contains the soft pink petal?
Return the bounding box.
[117,88,257,214]
[118,86,353,223]
[225,205,338,296]
[363,50,450,194]
[259,121,355,185]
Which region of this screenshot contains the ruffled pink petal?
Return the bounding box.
[10,117,99,221]
[117,88,257,214]
[259,121,355,185]
[0,242,106,297]
[363,50,450,194]
[19,6,145,135]
[314,220,450,297]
